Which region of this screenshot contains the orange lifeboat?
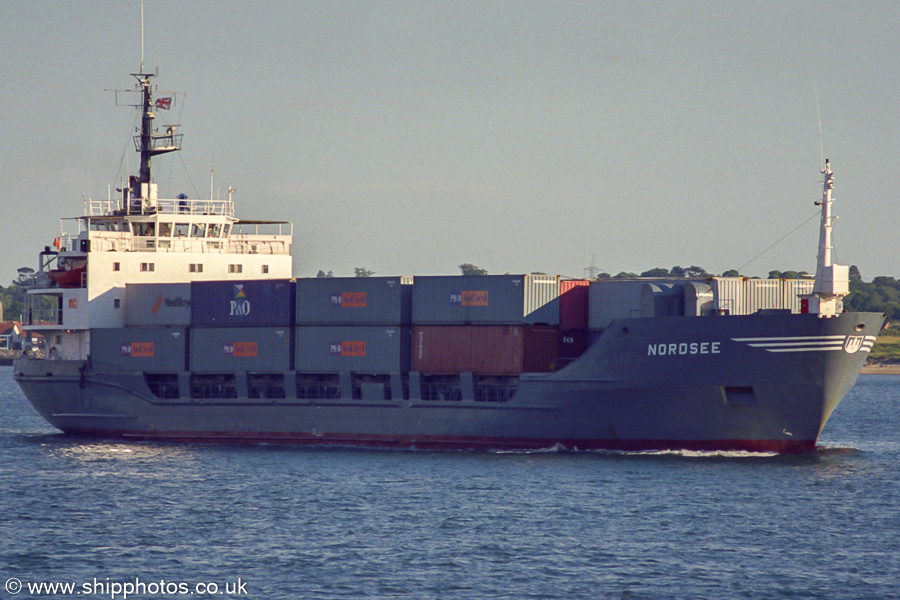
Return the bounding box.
[49,258,87,288]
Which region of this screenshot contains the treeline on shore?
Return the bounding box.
[3,264,899,326]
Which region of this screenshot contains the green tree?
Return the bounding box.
[459,263,488,276]
[14,267,34,286]
[721,269,741,277]
[354,267,375,278]
[683,265,708,278]
[0,283,26,322]
[640,268,670,277]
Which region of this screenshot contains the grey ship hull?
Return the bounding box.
[14,311,884,453]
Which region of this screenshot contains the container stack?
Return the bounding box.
[557,279,591,366]
[91,283,192,373]
[294,277,412,374]
[189,279,294,374]
[588,276,816,330]
[411,275,561,375]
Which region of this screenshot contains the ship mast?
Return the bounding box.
[127,72,181,211]
[809,159,849,317]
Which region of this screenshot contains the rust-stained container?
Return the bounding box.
[412,274,560,325]
[559,280,590,331]
[295,326,410,373]
[412,325,559,375]
[90,327,187,372]
[189,327,291,373]
[295,276,413,324]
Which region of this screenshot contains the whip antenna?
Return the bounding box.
[140,0,145,72]
[813,78,824,171]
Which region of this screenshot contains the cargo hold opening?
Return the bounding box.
[248,373,286,399]
[190,374,237,399]
[722,385,757,406]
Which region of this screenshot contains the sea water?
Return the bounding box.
[1,366,898,600]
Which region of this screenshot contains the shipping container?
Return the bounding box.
[711,277,747,316]
[126,283,191,326]
[559,280,590,331]
[90,327,187,372]
[747,279,782,312]
[295,276,412,325]
[412,275,560,325]
[412,325,559,375]
[783,279,814,312]
[557,329,590,367]
[190,327,291,373]
[191,279,294,327]
[295,326,410,373]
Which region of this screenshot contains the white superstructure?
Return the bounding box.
[22,71,292,360]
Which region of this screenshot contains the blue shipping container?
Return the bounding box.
[295,276,413,324]
[91,327,187,372]
[295,326,410,373]
[190,327,292,373]
[191,279,295,327]
[412,274,560,325]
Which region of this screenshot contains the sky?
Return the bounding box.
[1,1,898,283]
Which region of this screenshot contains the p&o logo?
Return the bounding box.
[229,284,251,317]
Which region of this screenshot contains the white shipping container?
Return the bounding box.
[783,279,815,313]
[711,277,747,316]
[747,279,783,312]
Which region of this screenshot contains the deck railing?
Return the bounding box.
[87,197,235,217]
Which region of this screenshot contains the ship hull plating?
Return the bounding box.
[14,312,883,453]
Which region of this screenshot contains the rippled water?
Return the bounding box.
[1,367,898,600]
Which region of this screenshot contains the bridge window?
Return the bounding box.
[134,222,155,236]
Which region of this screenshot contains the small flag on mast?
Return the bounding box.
[155,97,172,110]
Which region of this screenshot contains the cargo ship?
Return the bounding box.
[13,67,885,453]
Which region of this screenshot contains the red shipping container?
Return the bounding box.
[412,325,559,375]
[559,280,590,331]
